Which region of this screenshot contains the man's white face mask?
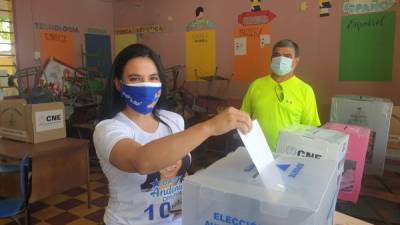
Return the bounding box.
[270,56,293,76]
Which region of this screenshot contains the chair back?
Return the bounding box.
[19,155,32,206]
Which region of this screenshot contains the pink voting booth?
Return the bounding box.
[323,122,370,203]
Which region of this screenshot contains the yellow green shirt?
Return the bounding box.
[241,75,321,151]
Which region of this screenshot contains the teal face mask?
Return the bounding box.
[270,56,293,76]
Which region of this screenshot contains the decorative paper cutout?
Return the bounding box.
[300,1,308,11]
[233,24,272,82]
[87,27,107,35]
[234,37,247,56]
[136,24,163,33]
[186,19,216,31]
[250,0,262,12]
[85,34,112,77]
[40,31,74,66]
[320,0,332,17]
[186,6,216,32]
[115,33,137,55]
[34,22,79,33]
[238,10,276,25]
[339,12,396,81]
[185,29,216,81]
[260,34,270,48]
[115,28,134,35]
[343,0,396,14]
[115,25,163,34]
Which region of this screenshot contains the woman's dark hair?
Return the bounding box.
[98,44,168,123]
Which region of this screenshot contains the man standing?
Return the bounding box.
[241,39,320,151]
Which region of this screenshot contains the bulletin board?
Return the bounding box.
[233,24,272,83]
[339,12,396,81]
[115,33,137,55]
[85,33,112,77]
[185,29,216,81]
[40,31,75,66]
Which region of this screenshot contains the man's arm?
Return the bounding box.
[241,85,253,118]
[301,87,321,126]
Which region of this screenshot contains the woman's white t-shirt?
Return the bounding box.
[93,110,190,225]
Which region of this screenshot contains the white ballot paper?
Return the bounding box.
[238,120,286,191]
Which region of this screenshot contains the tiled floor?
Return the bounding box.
[0,166,107,225]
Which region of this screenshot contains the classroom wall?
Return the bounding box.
[14,0,114,69]
[113,0,400,115]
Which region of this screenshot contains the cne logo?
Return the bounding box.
[35,109,64,132]
[46,114,61,122]
[39,114,61,124]
[282,146,322,159]
[297,150,322,159]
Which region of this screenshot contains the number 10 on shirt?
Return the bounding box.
[144,202,171,220]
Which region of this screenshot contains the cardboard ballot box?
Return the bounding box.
[330,95,393,176]
[276,125,349,176]
[183,148,339,225]
[323,123,370,203]
[0,99,66,143]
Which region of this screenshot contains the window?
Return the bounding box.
[0,0,17,97]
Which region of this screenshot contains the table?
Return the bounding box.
[0,137,91,206]
[334,211,372,225]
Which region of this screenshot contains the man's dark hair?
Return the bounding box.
[195,6,204,17]
[272,39,300,57]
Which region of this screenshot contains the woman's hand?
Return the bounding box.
[203,107,252,136]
